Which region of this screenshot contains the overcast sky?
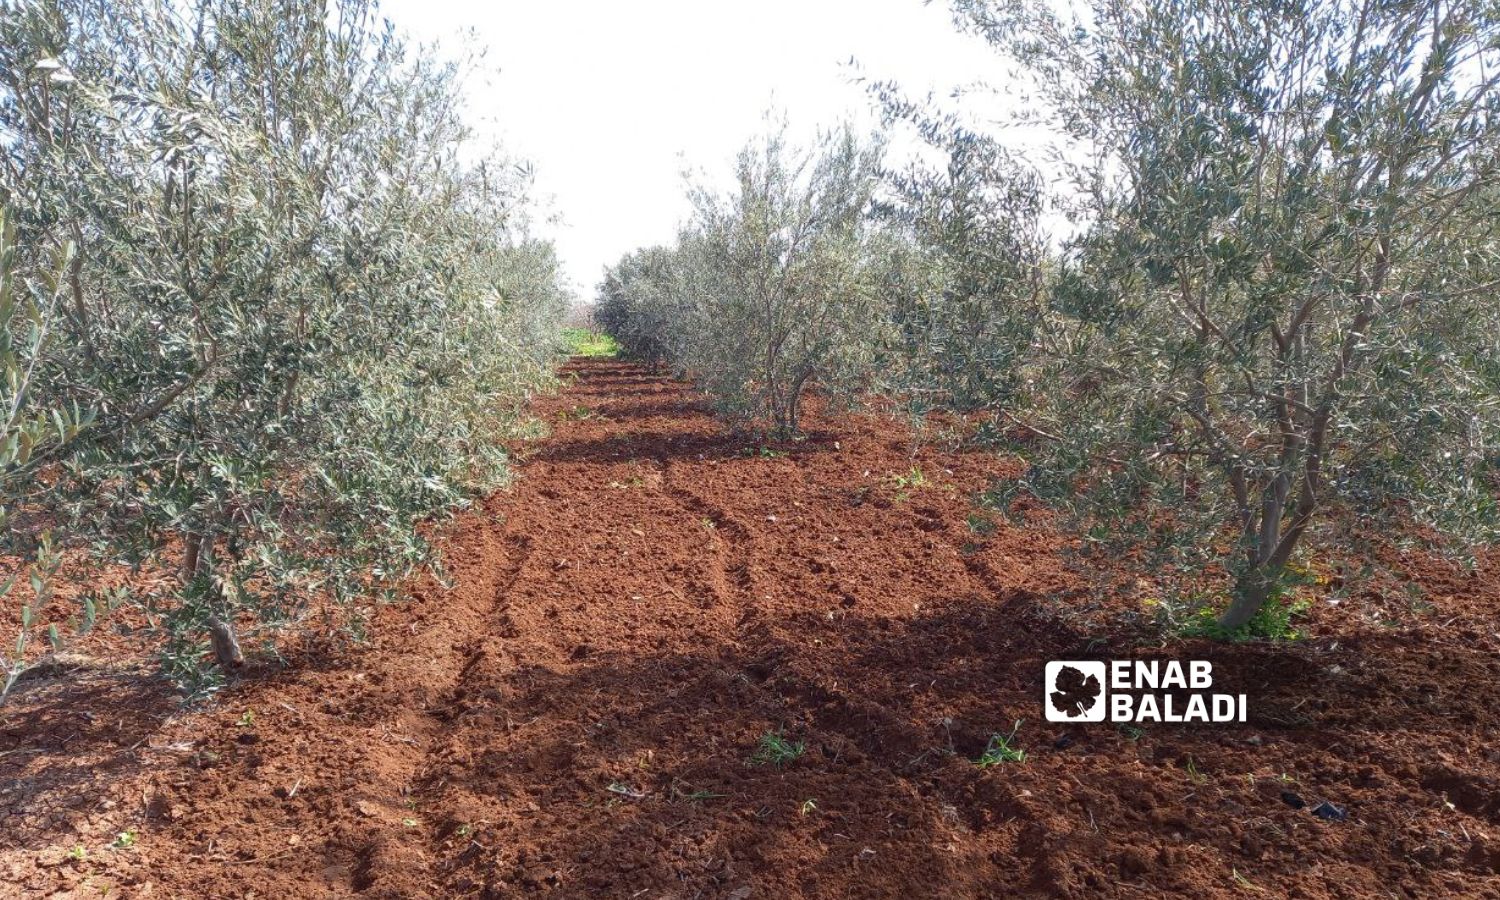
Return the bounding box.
[378,0,1005,300]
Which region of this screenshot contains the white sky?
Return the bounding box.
[378,0,1007,300]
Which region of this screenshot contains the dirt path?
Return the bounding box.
[5,359,1500,898]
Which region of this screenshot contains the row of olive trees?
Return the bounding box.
[948,0,1500,630]
[0,0,567,696]
[596,124,893,435]
[599,0,1499,633]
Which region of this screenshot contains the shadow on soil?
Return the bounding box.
[1,673,178,846]
[418,579,1500,895]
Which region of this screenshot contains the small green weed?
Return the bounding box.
[1231,867,1264,893]
[1157,566,1314,641]
[750,730,805,767]
[557,404,602,422]
[740,445,787,459]
[679,788,728,803]
[888,466,933,502]
[975,722,1027,766]
[1178,594,1310,641]
[1185,755,1207,784]
[111,830,137,850]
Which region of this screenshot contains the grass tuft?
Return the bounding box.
[750,730,806,767]
[564,328,620,358]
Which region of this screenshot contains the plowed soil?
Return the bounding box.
[4,359,1500,898]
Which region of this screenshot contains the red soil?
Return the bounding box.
[3,359,1499,898]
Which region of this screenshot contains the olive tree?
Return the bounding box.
[954,0,1500,629]
[594,246,681,369]
[0,0,565,692]
[864,86,1050,419]
[600,124,889,435]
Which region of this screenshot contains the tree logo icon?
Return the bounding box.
[1045,661,1106,722]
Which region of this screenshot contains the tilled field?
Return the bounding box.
[3,359,1499,898]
